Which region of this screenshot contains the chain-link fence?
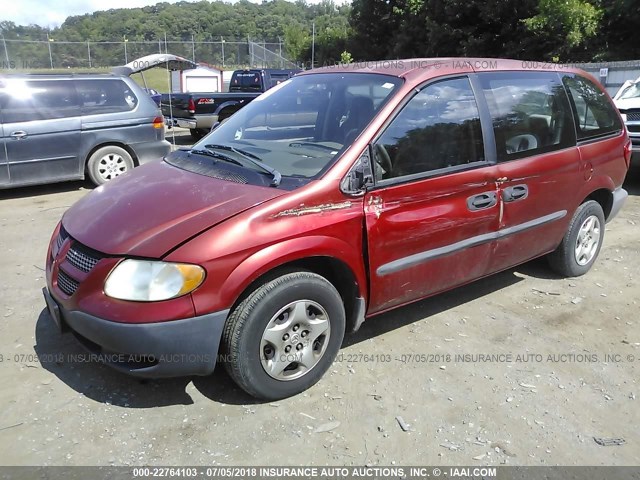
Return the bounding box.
[0,38,296,70]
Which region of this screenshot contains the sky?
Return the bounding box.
[2,0,198,28]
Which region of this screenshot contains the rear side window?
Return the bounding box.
[0,79,80,123]
[76,79,138,114]
[479,72,575,162]
[373,76,485,181]
[562,74,622,141]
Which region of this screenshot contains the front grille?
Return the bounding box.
[56,225,69,250]
[627,112,640,122]
[57,269,79,296]
[66,244,101,273]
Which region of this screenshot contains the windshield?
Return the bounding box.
[619,82,640,100]
[192,73,402,179]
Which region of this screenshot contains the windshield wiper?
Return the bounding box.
[204,144,281,187]
[289,141,339,153]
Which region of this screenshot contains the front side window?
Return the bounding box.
[0,79,80,123]
[76,79,138,114]
[563,74,622,141]
[479,72,575,161]
[372,76,485,181]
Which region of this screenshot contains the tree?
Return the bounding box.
[523,0,602,60]
[283,24,310,64]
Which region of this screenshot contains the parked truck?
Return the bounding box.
[162,68,300,140]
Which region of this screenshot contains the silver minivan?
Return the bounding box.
[0,74,171,188]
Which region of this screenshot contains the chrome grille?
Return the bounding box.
[66,244,101,273]
[57,270,79,296]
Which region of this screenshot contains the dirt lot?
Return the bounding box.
[0,152,639,467]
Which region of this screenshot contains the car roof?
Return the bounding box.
[298,58,588,82]
[0,73,128,80]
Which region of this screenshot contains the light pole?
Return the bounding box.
[311,22,315,69]
[1,32,10,68]
[124,36,128,64]
[221,37,225,67]
[87,40,91,68]
[47,33,54,69]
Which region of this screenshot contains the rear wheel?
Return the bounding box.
[547,200,605,277]
[221,272,345,400]
[87,145,134,186]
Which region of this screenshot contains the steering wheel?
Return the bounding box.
[374,143,393,179]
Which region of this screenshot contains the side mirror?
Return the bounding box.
[340,147,374,196]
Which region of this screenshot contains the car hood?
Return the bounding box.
[614,97,640,110]
[62,160,285,258]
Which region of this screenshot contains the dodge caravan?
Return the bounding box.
[43,59,630,399]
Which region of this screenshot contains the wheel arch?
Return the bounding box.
[219,237,367,334]
[584,188,613,220]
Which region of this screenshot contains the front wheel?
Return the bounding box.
[87,145,134,186]
[547,200,605,277]
[221,272,345,400]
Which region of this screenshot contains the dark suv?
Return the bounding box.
[0,73,171,188]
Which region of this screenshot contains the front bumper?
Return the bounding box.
[43,287,229,378]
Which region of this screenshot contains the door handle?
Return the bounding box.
[467,191,497,211]
[10,131,28,140]
[502,184,528,202]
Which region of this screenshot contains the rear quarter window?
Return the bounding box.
[562,74,622,141]
[0,79,80,123]
[76,79,138,115]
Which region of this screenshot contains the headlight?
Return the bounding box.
[104,259,205,301]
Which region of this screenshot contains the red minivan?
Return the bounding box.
[43,59,631,399]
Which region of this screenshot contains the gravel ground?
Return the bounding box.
[0,154,638,467]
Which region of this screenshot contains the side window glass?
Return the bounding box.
[1,79,80,123]
[563,74,622,140]
[373,77,484,181]
[76,79,138,114]
[479,72,575,162]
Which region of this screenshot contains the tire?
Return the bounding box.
[189,128,207,140]
[221,272,346,400]
[547,200,605,277]
[87,145,134,186]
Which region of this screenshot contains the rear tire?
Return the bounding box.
[221,272,345,400]
[547,200,605,277]
[87,145,134,186]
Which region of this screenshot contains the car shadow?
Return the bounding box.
[34,309,197,408]
[344,265,528,348]
[0,180,92,200]
[34,262,552,407]
[623,164,640,196]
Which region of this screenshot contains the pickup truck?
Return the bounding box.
[162,68,300,140]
